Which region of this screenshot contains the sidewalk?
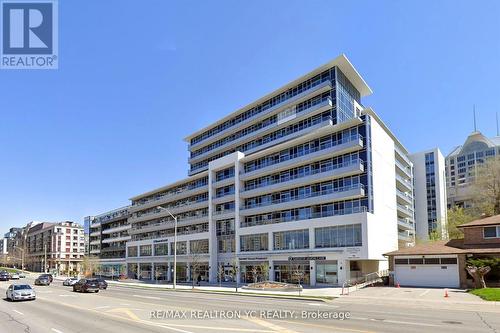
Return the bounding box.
[52,275,343,299]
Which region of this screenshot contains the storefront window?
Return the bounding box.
[316,261,338,284]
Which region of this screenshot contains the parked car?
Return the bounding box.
[0,272,10,281]
[10,273,20,280]
[73,279,99,293]
[18,272,26,278]
[39,274,53,283]
[34,275,51,286]
[63,277,79,286]
[95,278,108,290]
[6,284,36,301]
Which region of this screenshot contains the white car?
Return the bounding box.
[63,277,79,286]
[10,273,20,280]
[6,284,36,301]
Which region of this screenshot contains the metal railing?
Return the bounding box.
[244,133,364,174]
[243,159,364,192]
[243,184,364,210]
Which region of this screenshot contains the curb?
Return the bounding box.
[108,281,333,302]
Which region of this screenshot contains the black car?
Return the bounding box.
[0,272,9,281]
[39,274,53,283]
[34,275,51,286]
[73,279,99,293]
[95,278,108,290]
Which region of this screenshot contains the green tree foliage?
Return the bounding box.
[446,206,476,239]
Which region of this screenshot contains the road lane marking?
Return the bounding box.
[108,308,140,321]
[132,294,161,300]
[418,289,431,297]
[275,319,375,333]
[381,319,441,327]
[51,329,64,333]
[94,305,111,309]
[245,317,299,333]
[306,303,323,306]
[12,310,23,315]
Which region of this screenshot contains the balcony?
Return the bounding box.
[398,231,414,242]
[129,186,207,213]
[397,204,414,218]
[241,206,368,228]
[396,189,413,205]
[101,224,131,235]
[242,134,364,180]
[395,174,412,191]
[397,218,414,230]
[241,184,365,216]
[189,98,333,164]
[128,214,209,235]
[129,200,209,223]
[89,249,100,254]
[89,239,100,245]
[189,80,333,150]
[241,159,364,198]
[395,145,412,166]
[89,231,100,237]
[395,159,412,178]
[212,193,235,205]
[101,235,131,244]
[212,209,236,220]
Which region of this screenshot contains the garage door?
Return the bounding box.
[394,257,459,288]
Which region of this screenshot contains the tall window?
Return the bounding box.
[315,224,362,248]
[273,229,309,250]
[140,245,152,256]
[154,243,168,256]
[127,246,138,257]
[240,234,268,252]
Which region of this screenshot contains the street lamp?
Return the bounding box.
[156,206,178,290]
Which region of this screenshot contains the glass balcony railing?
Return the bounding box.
[244,133,364,174]
[244,183,365,210]
[244,159,364,192]
[241,206,368,228]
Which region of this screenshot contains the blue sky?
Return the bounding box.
[1,0,499,230]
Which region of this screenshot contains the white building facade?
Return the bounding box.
[125,55,415,286]
[410,148,448,241]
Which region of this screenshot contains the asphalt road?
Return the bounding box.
[0,277,498,333]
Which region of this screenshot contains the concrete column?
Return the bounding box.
[167,262,172,282]
[137,263,141,280]
[268,260,274,282]
[151,263,155,281]
[337,259,348,285]
[186,264,191,282]
[310,260,316,287]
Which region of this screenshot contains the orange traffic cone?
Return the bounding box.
[444,289,449,298]
[396,282,400,288]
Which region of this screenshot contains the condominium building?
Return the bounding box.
[25,221,85,274]
[410,148,448,240]
[446,131,500,208]
[85,206,130,277]
[125,54,416,286]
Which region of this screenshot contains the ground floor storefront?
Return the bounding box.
[27,259,83,275]
[126,261,210,283]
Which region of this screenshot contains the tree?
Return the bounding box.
[258,262,270,282]
[217,263,225,287]
[251,266,259,283]
[466,258,500,289]
[188,241,207,289]
[471,157,500,215]
[446,207,476,239]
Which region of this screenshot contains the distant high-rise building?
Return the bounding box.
[410,148,448,240]
[446,131,500,208]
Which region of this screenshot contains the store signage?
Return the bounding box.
[239,257,268,261]
[288,256,326,261]
[153,238,169,243]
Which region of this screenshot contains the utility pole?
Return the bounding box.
[44,243,47,273]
